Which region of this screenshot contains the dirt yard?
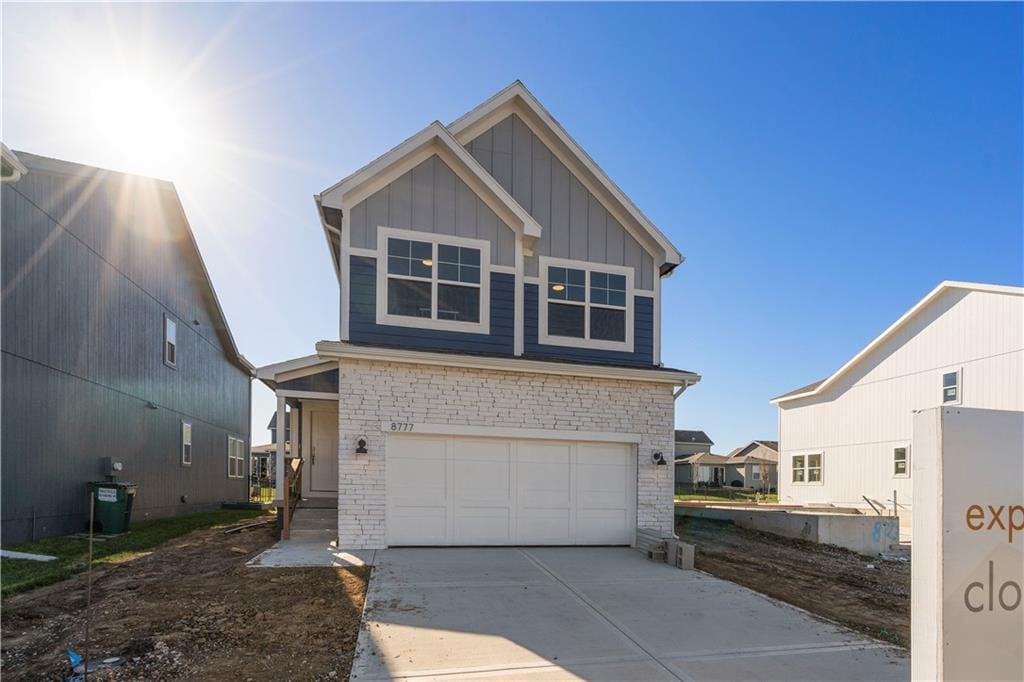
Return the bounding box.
[676,516,910,648]
[1,517,369,681]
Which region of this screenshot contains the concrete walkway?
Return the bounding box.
[351,547,907,681]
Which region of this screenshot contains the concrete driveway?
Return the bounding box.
[350,547,907,681]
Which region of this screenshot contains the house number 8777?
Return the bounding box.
[390,422,414,432]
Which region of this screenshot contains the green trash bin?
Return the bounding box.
[88,482,137,534]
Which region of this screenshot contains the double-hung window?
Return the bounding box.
[163,315,177,368]
[376,227,490,334]
[227,436,245,478]
[181,421,192,466]
[792,453,822,484]
[539,258,634,352]
[942,370,961,404]
[893,446,909,477]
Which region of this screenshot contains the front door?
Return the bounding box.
[309,409,339,492]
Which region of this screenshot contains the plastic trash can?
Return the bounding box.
[88,482,137,534]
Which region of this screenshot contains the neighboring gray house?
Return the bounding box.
[674,429,714,458]
[257,82,701,550]
[1,149,253,543]
[723,440,779,490]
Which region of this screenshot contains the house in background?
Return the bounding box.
[1,150,253,543]
[723,440,779,490]
[772,281,1023,529]
[675,452,729,486]
[257,81,701,550]
[673,429,714,458]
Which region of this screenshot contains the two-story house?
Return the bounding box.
[257,83,700,550]
[2,149,253,543]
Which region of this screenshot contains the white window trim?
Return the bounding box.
[941,368,962,406]
[375,226,491,335]
[790,451,824,486]
[181,421,192,467]
[163,314,177,369]
[227,435,245,479]
[893,443,911,479]
[538,256,634,353]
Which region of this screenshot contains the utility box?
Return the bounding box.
[88,482,137,534]
[911,407,1023,682]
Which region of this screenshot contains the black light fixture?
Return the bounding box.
[355,437,368,455]
[652,451,667,465]
[146,401,159,410]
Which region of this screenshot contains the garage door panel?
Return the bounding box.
[453,507,512,544]
[577,508,631,544]
[517,509,571,544]
[390,508,447,545]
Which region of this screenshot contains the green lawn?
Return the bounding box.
[675,489,778,503]
[1,508,266,597]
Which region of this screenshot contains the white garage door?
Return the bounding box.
[386,435,635,546]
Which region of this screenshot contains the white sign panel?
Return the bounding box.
[96,487,118,503]
[912,407,1024,682]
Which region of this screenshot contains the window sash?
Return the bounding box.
[792,454,821,483]
[164,315,177,367]
[381,233,486,329]
[227,436,245,478]
[181,422,192,466]
[542,261,631,348]
[894,447,909,476]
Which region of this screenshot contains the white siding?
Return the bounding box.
[778,288,1024,511]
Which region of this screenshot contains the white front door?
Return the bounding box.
[386,435,635,546]
[309,409,338,492]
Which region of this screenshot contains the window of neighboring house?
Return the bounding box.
[942,370,961,404]
[539,258,634,352]
[227,436,245,478]
[752,469,761,481]
[792,453,822,483]
[376,227,490,334]
[181,421,192,466]
[894,446,910,477]
[163,315,177,368]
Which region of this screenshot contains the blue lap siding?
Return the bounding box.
[348,255,514,355]
[525,284,654,367]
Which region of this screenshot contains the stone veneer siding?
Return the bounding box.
[336,358,676,549]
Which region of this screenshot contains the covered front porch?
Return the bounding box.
[255,355,341,539]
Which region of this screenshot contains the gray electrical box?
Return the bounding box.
[102,457,124,479]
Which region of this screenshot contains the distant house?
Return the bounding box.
[675,452,729,486]
[674,429,714,458]
[267,410,291,445]
[772,281,1023,524]
[1,150,253,543]
[723,440,779,490]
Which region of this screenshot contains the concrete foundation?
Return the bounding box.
[676,505,901,555]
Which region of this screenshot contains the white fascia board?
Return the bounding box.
[447,81,683,269]
[255,354,328,381]
[770,280,1024,405]
[319,121,542,242]
[315,340,701,385]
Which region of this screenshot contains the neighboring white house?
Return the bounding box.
[771,281,1023,524]
[257,82,701,550]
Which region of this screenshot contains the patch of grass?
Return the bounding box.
[675,489,778,503]
[1,509,265,597]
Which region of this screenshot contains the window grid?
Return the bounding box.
[792,453,822,483]
[384,235,484,325]
[544,264,629,345]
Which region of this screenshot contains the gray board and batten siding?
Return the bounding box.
[1,153,251,543]
[466,113,656,289]
[348,155,516,267]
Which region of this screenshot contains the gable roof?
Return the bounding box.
[677,452,728,465]
[10,151,253,374]
[447,81,683,273]
[316,120,544,276]
[266,411,292,431]
[674,429,713,445]
[771,281,1024,404]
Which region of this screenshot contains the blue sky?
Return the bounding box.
[3,3,1021,452]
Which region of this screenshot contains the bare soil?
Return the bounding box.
[676,516,910,648]
[1,518,369,681]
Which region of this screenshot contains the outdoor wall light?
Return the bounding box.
[652,451,667,465]
[146,401,159,410]
[355,437,368,455]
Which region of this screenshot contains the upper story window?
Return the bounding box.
[942,370,960,404]
[181,421,192,466]
[792,453,822,484]
[163,315,177,368]
[376,227,490,334]
[539,257,634,352]
[893,446,909,477]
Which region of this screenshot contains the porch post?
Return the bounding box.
[275,394,286,503]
